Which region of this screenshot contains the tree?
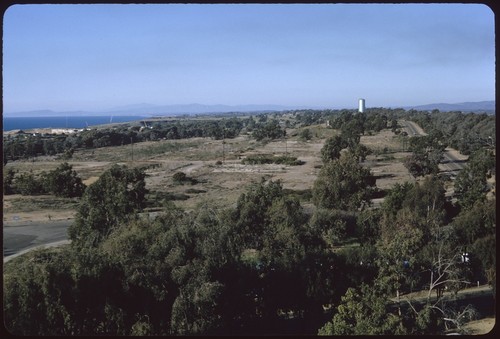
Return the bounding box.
[450,198,495,289]
[471,234,496,292]
[312,153,375,210]
[310,208,357,247]
[260,196,307,269]
[350,143,372,162]
[230,178,284,249]
[4,248,75,335]
[454,149,495,210]
[340,117,364,147]
[298,128,313,141]
[68,164,147,247]
[454,167,487,210]
[252,120,285,141]
[404,153,439,178]
[3,167,16,194]
[382,182,414,217]
[402,175,447,239]
[172,171,188,184]
[403,135,444,178]
[14,171,47,195]
[377,208,425,310]
[320,135,346,163]
[43,162,85,198]
[405,239,479,334]
[318,284,405,335]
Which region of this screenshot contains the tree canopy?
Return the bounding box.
[313,153,375,210]
[68,165,147,247]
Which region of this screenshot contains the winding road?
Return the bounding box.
[400,120,467,175]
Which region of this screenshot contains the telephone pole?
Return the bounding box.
[222,129,225,163]
[130,137,134,162]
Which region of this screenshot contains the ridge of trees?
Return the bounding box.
[4,108,493,163]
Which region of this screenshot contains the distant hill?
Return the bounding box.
[405,101,495,114]
[4,104,305,117]
[105,103,298,116]
[4,101,494,117]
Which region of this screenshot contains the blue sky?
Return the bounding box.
[2,3,495,113]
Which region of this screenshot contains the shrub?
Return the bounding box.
[43,162,85,198]
[14,171,47,195]
[241,154,304,166]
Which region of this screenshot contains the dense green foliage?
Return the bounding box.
[241,154,304,166]
[403,135,445,177]
[454,149,495,210]
[3,167,16,194]
[407,110,495,155]
[172,171,198,185]
[3,163,85,197]
[320,135,346,162]
[251,120,286,141]
[43,162,86,198]
[313,152,375,210]
[3,118,245,161]
[318,284,405,335]
[5,179,339,335]
[11,171,48,195]
[68,165,147,248]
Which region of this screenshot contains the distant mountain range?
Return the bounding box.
[4,101,494,117]
[404,100,495,113]
[3,104,305,117]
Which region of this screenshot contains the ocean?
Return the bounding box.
[2,116,146,132]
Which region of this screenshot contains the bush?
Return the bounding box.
[172,171,198,185]
[241,154,304,166]
[3,168,16,195]
[173,171,188,183]
[299,128,313,141]
[43,162,85,198]
[14,171,47,195]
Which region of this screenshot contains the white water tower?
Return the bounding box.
[358,98,365,113]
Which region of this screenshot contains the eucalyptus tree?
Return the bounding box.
[312,152,375,211]
[68,164,147,248]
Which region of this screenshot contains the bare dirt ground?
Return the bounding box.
[1,124,430,215]
[3,194,77,224]
[462,317,495,335]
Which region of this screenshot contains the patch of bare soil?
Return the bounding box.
[3,194,76,223]
[462,317,495,335]
[444,147,469,161]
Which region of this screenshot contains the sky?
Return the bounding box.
[2,3,495,113]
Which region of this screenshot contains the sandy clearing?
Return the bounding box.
[462,317,495,335]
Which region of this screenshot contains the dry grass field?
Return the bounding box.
[4,124,414,219]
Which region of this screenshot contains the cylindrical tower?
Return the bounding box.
[358,98,365,113]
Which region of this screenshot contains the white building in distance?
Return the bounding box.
[358,98,365,113]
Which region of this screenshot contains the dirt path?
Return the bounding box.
[182,161,205,174]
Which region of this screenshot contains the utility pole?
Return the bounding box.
[222,129,225,163]
[130,137,134,162]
